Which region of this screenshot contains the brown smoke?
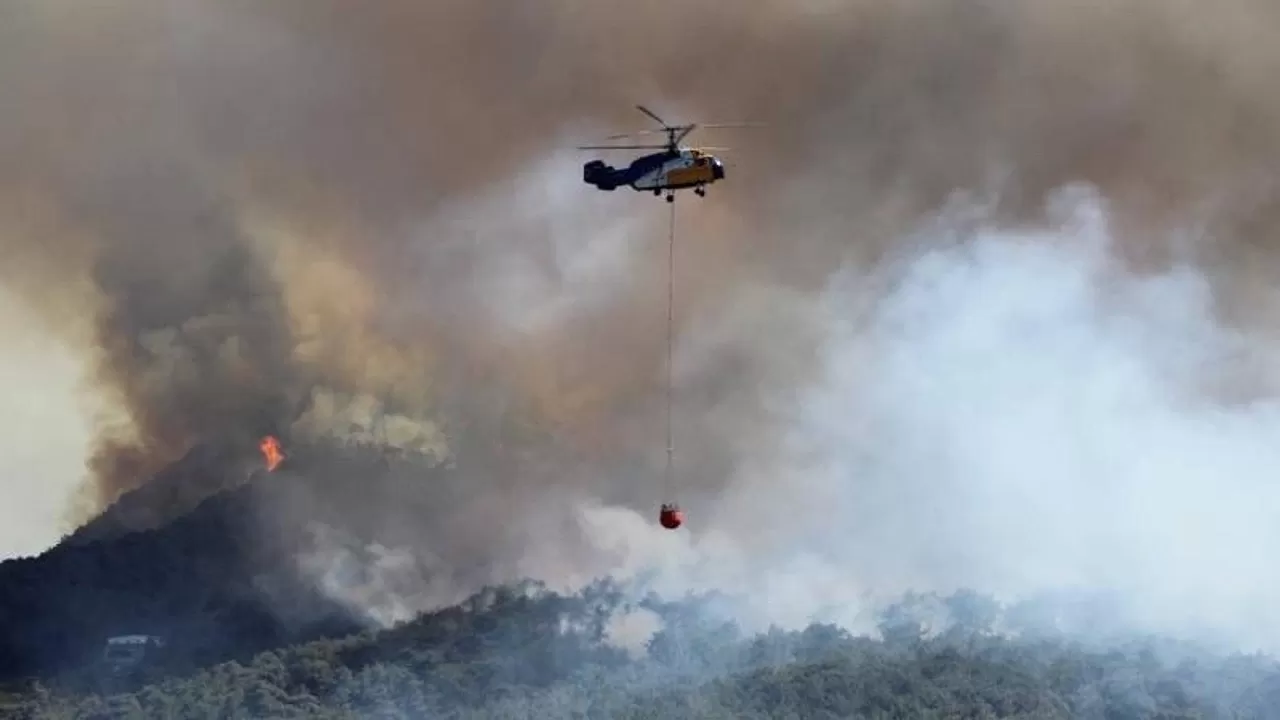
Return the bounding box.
[4,0,1280,568]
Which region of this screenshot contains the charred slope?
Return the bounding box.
[0,458,363,684]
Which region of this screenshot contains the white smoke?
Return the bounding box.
[564,183,1280,653]
[296,522,467,628]
[288,174,1280,655]
[406,148,658,336]
[604,606,664,659]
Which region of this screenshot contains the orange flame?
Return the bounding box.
[259,435,285,472]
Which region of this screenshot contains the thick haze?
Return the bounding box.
[4,0,1280,651]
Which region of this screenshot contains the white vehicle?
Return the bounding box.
[102,635,166,674]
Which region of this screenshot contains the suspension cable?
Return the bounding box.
[665,197,676,503]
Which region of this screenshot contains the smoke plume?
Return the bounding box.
[5,0,1280,652]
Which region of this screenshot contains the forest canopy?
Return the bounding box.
[6,580,1280,719]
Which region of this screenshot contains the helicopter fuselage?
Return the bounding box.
[583,148,725,196]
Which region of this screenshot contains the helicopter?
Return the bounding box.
[578,105,756,202]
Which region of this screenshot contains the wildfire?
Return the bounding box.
[259,435,285,472]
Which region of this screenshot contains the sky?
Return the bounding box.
[0,288,90,559]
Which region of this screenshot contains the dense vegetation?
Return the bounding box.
[6,579,1280,719]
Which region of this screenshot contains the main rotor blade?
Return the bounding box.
[636,104,668,128]
[605,130,669,139]
[577,144,671,150]
[692,122,767,129]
